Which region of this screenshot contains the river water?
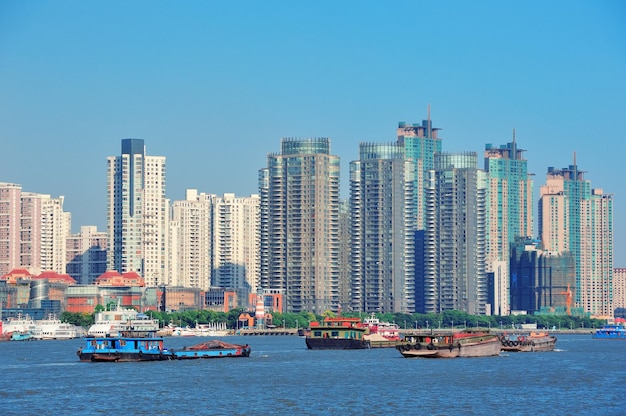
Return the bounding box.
[0,334,623,415]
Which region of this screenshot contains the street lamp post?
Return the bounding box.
[426,320,429,330]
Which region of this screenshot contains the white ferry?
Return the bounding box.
[88,306,159,337]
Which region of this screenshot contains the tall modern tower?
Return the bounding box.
[396,108,442,230]
[350,142,415,313]
[107,139,169,286]
[259,138,340,314]
[539,157,613,317]
[423,152,487,314]
[483,133,533,315]
[0,183,22,276]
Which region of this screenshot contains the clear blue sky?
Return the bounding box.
[1,1,625,263]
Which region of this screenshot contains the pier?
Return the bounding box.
[237,328,299,336]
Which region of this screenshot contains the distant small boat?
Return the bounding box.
[305,317,370,350]
[172,340,251,359]
[397,330,501,358]
[500,332,557,352]
[593,323,626,340]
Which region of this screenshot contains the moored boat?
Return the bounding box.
[172,340,251,359]
[32,314,78,340]
[396,330,501,358]
[362,314,403,348]
[10,331,32,341]
[500,331,557,352]
[88,305,159,337]
[305,317,370,350]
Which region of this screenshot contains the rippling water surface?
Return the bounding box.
[0,334,623,415]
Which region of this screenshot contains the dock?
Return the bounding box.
[237,328,299,336]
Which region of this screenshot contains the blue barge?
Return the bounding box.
[77,329,252,362]
[77,330,173,362]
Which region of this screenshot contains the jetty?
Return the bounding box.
[237,328,298,336]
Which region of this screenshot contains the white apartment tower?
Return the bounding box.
[0,182,22,276]
[0,183,70,275]
[170,190,213,289]
[20,192,70,274]
[212,193,260,298]
[107,139,169,286]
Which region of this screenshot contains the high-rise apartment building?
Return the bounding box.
[107,139,169,286]
[350,142,415,313]
[259,138,340,314]
[0,183,70,276]
[483,135,533,315]
[212,193,260,302]
[614,268,626,317]
[338,199,351,311]
[539,159,613,316]
[396,111,441,230]
[422,152,487,314]
[20,192,70,274]
[0,183,22,276]
[170,190,213,289]
[66,225,108,284]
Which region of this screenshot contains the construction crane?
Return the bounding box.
[557,284,573,316]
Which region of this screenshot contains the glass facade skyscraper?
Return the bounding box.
[349,142,415,313]
[423,152,487,314]
[483,136,533,315]
[259,138,340,314]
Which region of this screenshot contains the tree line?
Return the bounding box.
[60,307,605,331]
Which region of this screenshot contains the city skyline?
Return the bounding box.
[1,1,624,262]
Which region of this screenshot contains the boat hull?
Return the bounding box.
[171,340,251,359]
[78,350,173,362]
[593,325,626,339]
[501,335,557,352]
[397,332,501,358]
[305,337,370,350]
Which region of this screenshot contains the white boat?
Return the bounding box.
[1,313,36,336]
[32,314,78,340]
[88,306,159,337]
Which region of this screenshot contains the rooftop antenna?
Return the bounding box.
[427,103,432,138]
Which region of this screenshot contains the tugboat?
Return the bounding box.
[305,317,370,350]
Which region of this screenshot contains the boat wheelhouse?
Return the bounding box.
[305,317,370,350]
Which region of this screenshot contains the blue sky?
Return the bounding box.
[1,1,625,263]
